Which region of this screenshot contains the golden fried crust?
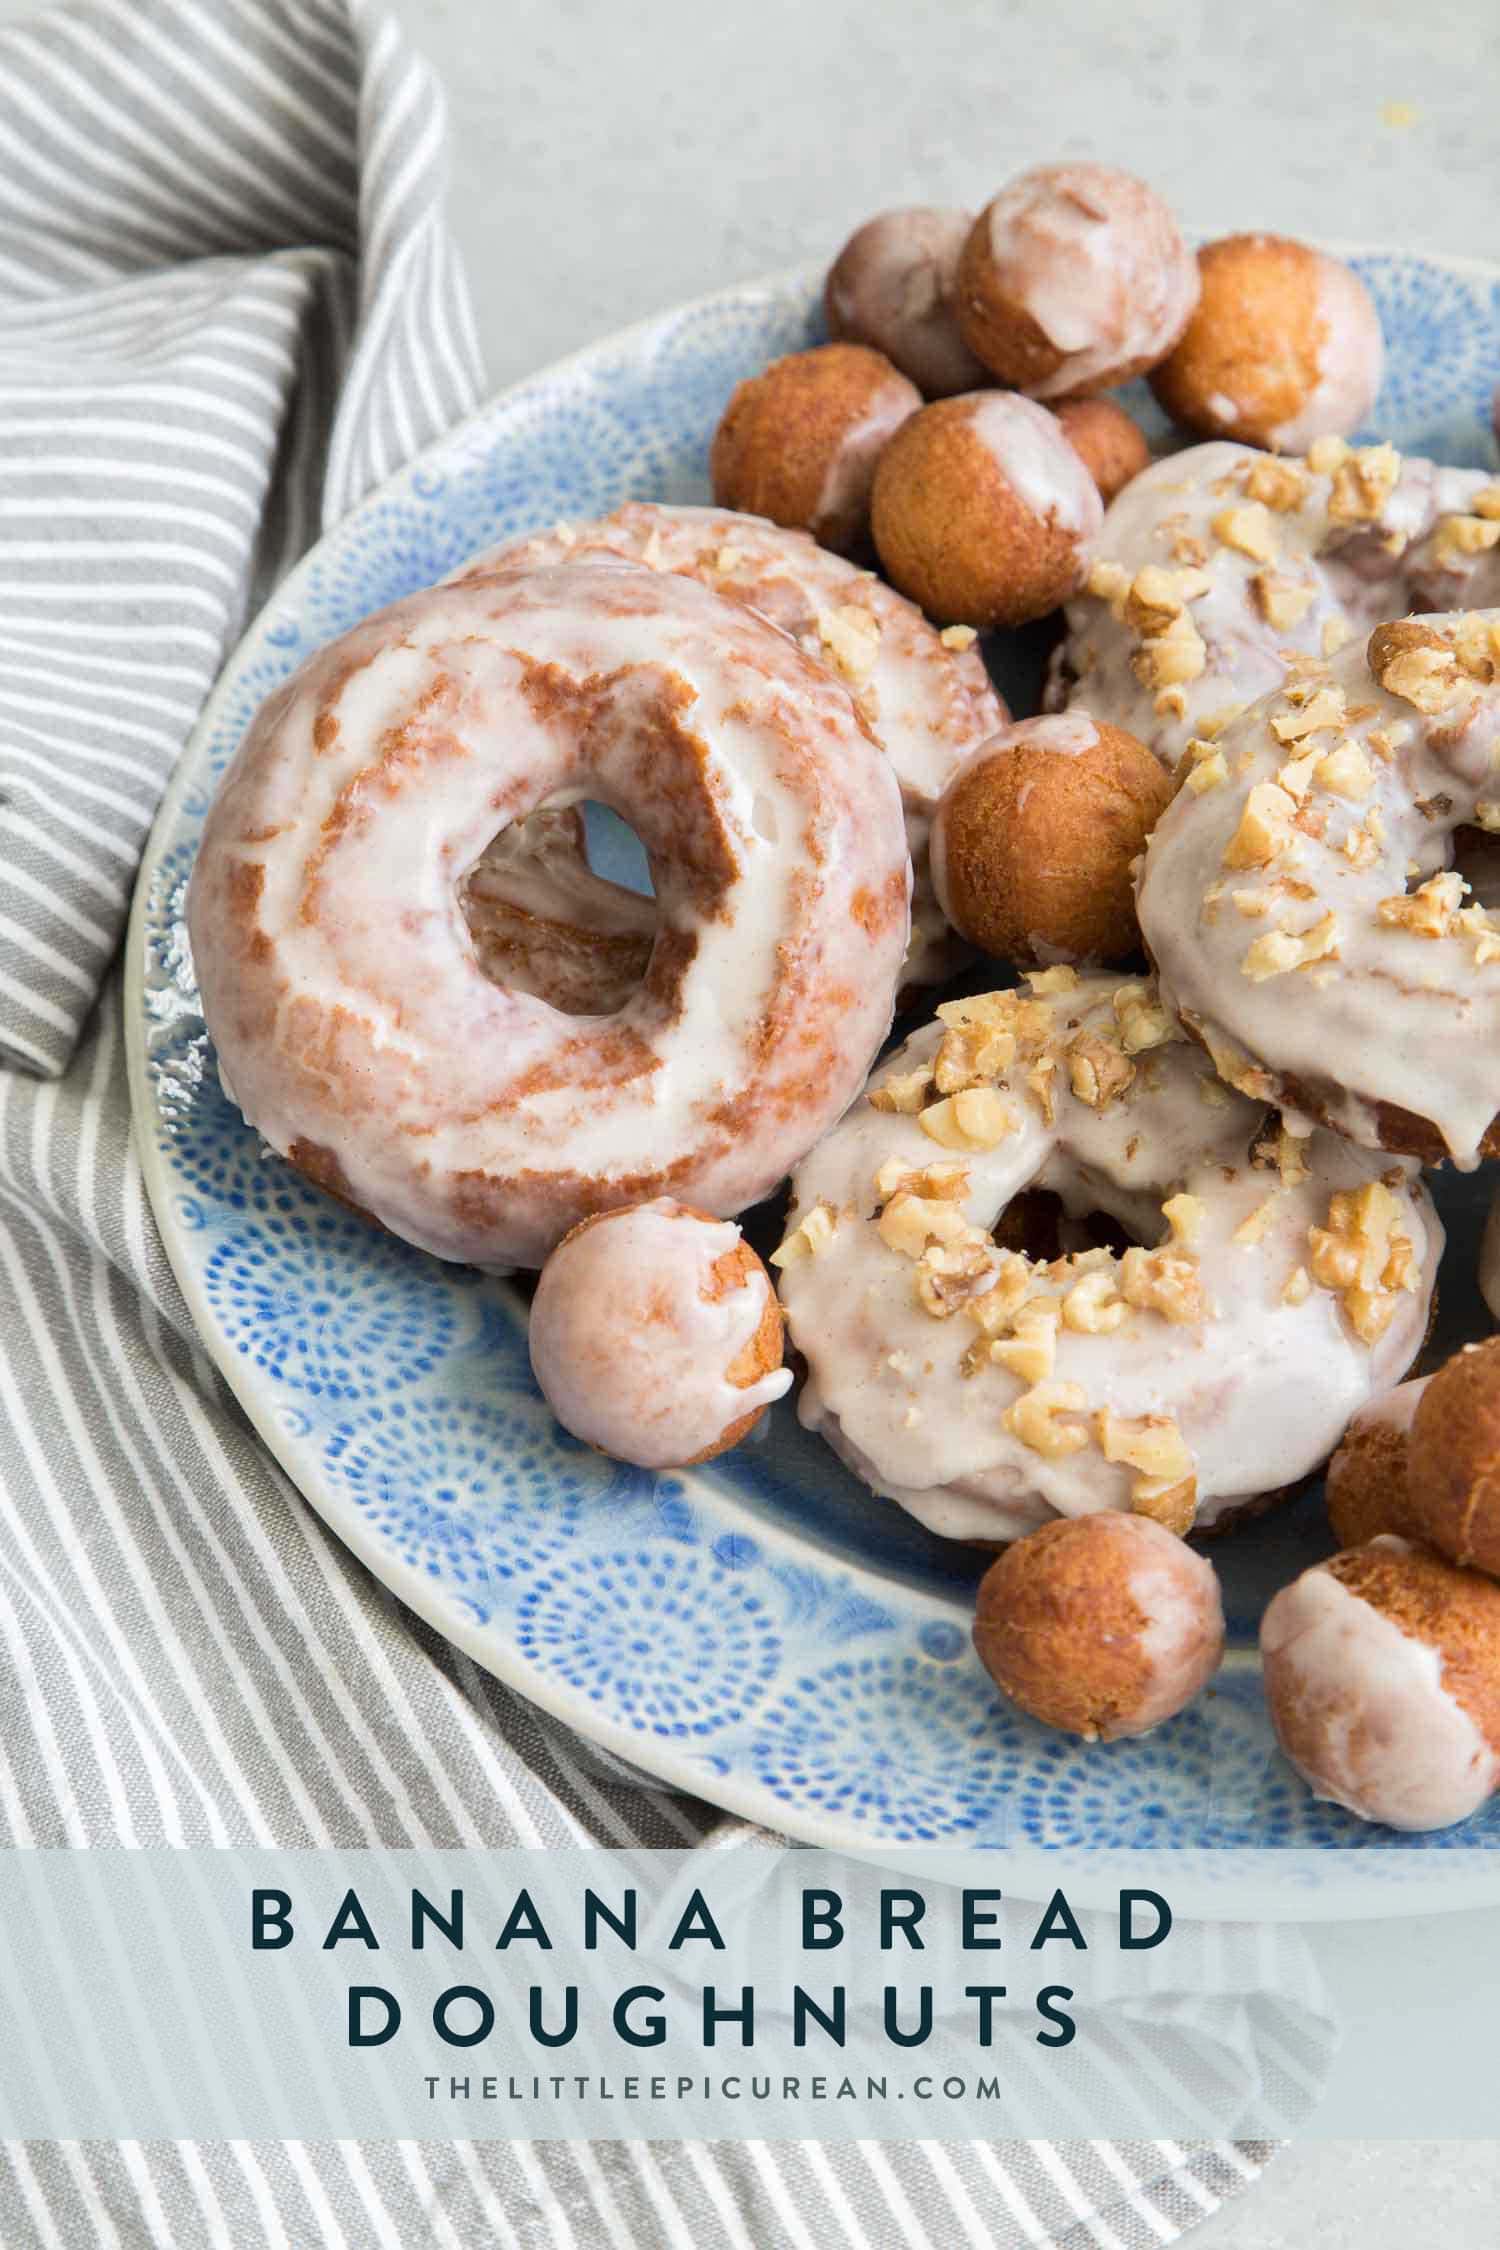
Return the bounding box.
[955,216,1066,393]
[1317,1543,1500,1758]
[972,1512,1220,1740]
[1407,1339,1500,1575]
[1148,234,1326,445]
[870,397,1091,627]
[1326,1422,1420,1550]
[1053,397,1151,503]
[934,718,1173,964]
[709,342,920,557]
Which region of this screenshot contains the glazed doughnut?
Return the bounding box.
[1053,438,1500,772]
[529,1200,790,1467]
[955,164,1199,399]
[188,561,911,1269]
[1052,396,1151,505]
[772,967,1439,1544]
[824,206,989,398]
[708,343,922,556]
[1149,234,1383,452]
[1137,611,1500,1167]
[1261,1536,1500,1831]
[973,1512,1224,1740]
[457,501,1006,991]
[1404,1336,1500,1575]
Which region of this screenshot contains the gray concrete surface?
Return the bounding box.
[3,0,1498,2240]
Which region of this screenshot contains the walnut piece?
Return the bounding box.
[770,1203,838,1266]
[1367,620,1469,713]
[1066,1031,1135,1112]
[919,1087,1018,1152]
[1242,909,1340,981]
[1307,1179,1419,1343]
[1222,781,1297,869]
[1004,1380,1090,1458]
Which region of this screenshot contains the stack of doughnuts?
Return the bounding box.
[187,155,1500,1831]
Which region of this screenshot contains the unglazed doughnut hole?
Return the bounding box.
[931,712,1173,965]
[871,392,1103,628]
[529,1200,791,1469]
[1405,1338,1500,1575]
[710,342,921,556]
[973,1512,1224,1740]
[1053,396,1151,504]
[1261,1537,1500,1831]
[956,164,1198,400]
[825,207,990,399]
[1324,1380,1426,1550]
[1149,234,1383,451]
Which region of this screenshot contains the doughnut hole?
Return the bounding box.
[529,1200,788,1469]
[710,342,921,556]
[1149,234,1383,450]
[1053,397,1151,503]
[871,393,1103,628]
[1325,1407,1423,1551]
[824,206,990,399]
[930,714,1173,964]
[1261,1539,1500,1831]
[973,1513,1225,1740]
[1407,1338,1500,1575]
[956,165,1198,398]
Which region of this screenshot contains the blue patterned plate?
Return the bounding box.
[127,250,1500,1876]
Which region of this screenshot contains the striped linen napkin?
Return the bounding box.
[0,0,1284,2241]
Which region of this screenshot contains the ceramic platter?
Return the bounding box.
[128,248,1500,1902]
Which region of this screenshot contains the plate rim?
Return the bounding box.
[125,245,1500,1902]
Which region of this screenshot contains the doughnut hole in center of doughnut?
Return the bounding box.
[462,799,660,1017]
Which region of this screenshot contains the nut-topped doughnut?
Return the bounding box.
[457,501,1006,990]
[955,164,1199,399]
[188,561,911,1269]
[529,1200,790,1467]
[1054,437,1500,771]
[772,968,1439,1544]
[1137,610,1500,1166]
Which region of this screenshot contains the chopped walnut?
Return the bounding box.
[874,1157,968,1203]
[1306,435,1349,477]
[1315,737,1376,798]
[1244,457,1310,512]
[1085,559,1130,613]
[1455,616,1500,682]
[1026,965,1080,996]
[933,1020,1017,1093]
[1112,981,1182,1055]
[919,1087,1019,1152]
[1212,502,1277,561]
[1066,1030,1136,1111]
[1341,813,1383,869]
[1242,910,1340,981]
[1307,1179,1419,1343]
[1457,903,1500,966]
[878,1190,976,1259]
[1120,1244,1205,1324]
[1124,563,1211,634]
[1431,512,1500,570]
[1061,1267,1127,1333]
[1376,870,1464,938]
[915,1234,996,1318]
[966,1252,1038,1336]
[714,543,744,574]
[1271,685,1347,743]
[1004,1380,1090,1458]
[1232,1196,1279,1246]
[1222,781,1298,869]
[1325,441,1401,524]
[869,1064,934,1115]
[1098,1411,1197,1528]
[817,605,881,683]
[1282,1264,1312,1306]
[1251,569,1316,630]
[1475,802,1500,834]
[770,1203,838,1266]
[1183,749,1228,795]
[939,623,978,650]
[1026,1057,1057,1125]
[1132,1476,1199,1534]
[1133,606,1207,689]
[1367,620,1469,713]
[1162,1192,1204,1245]
[989,1300,1062,1383]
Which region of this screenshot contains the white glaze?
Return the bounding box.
[963,391,1103,540]
[809,375,920,546]
[1345,1374,1429,1441]
[978,163,1199,399]
[458,500,1006,989]
[1261,1542,1500,1831]
[1054,439,1497,769]
[188,562,911,1270]
[1138,612,1500,1166]
[1120,1533,1225,1732]
[528,1200,791,1467]
[825,206,988,399]
[775,971,1439,1541]
[1267,256,1384,452]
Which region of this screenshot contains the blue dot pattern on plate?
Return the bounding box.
[132,255,1500,1858]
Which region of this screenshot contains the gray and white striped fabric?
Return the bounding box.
[0,1,1278,2242]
